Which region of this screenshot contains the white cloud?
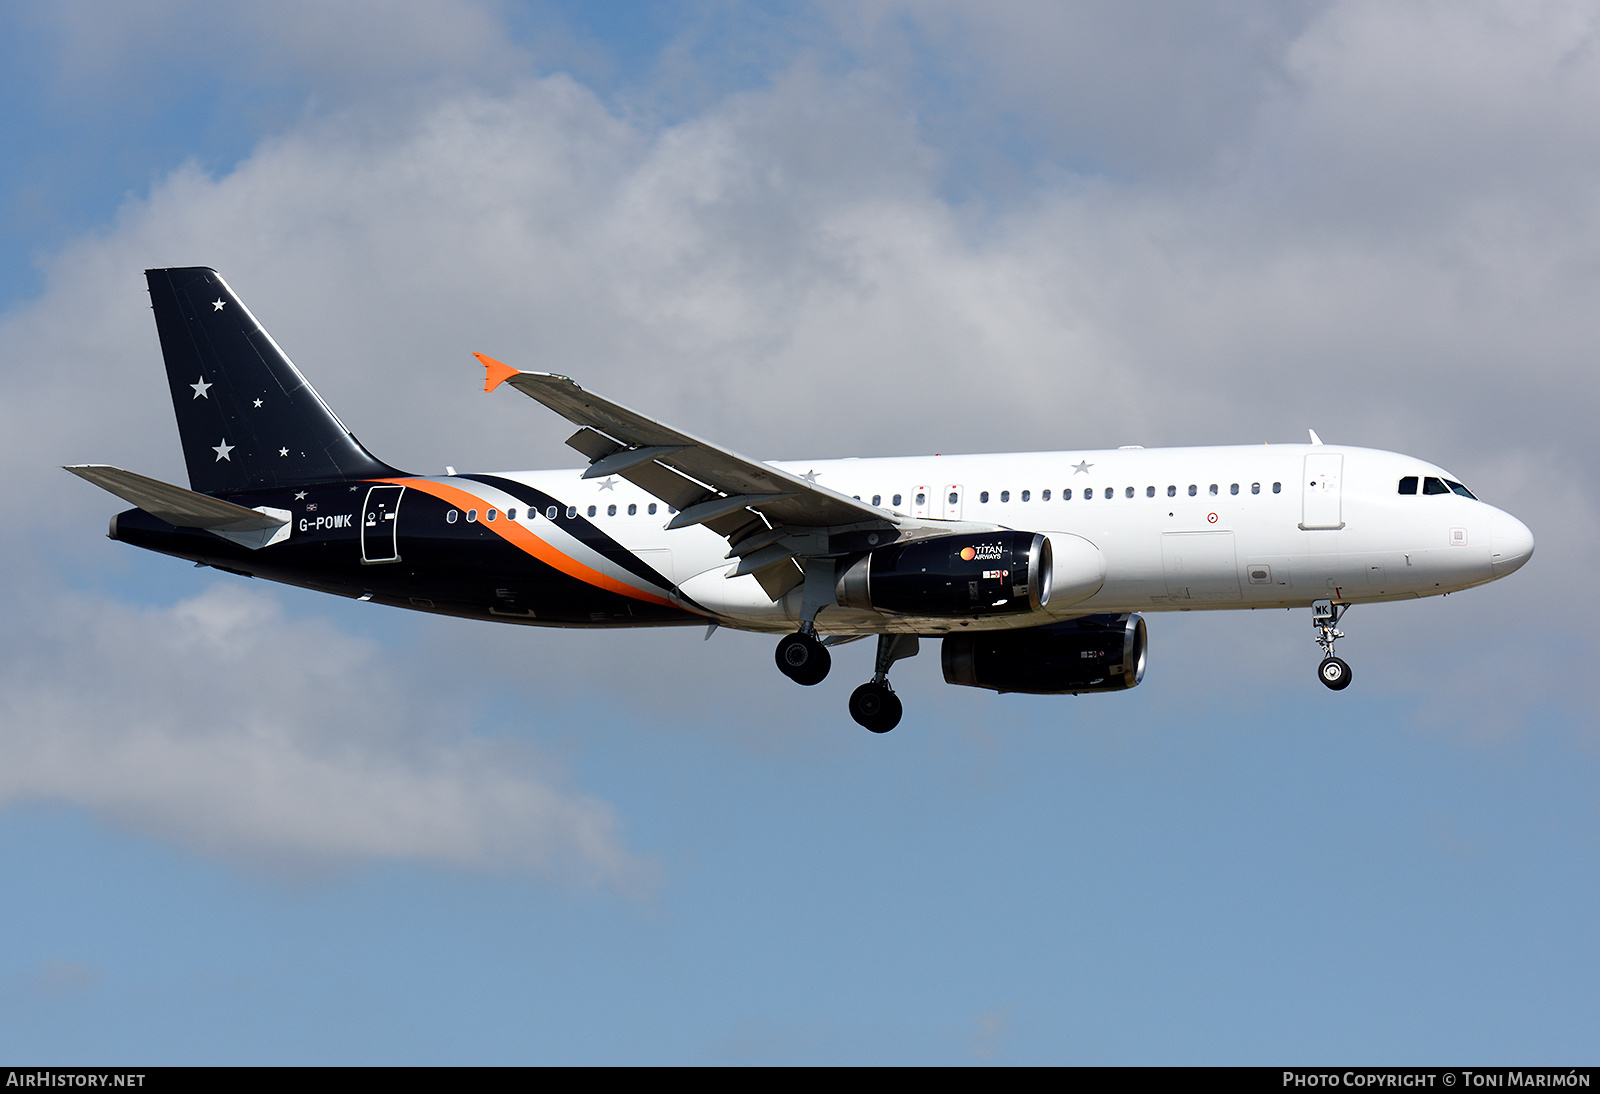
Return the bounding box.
[0,583,650,886]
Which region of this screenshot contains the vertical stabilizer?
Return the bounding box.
[146,267,401,495]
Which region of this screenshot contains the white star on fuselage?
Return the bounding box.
[213,439,234,461]
[801,469,820,484]
[279,448,289,457]
[212,299,226,311]
[294,491,307,500]
[253,398,263,408]
[1072,460,1093,474]
[191,376,211,399]
[598,476,617,491]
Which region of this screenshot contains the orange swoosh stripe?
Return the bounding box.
[378,477,675,608]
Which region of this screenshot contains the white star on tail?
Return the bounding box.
[212,299,226,311]
[191,376,211,399]
[213,439,234,461]
[279,448,289,457]
[253,398,263,408]
[294,491,307,500]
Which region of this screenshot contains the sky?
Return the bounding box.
[1,0,1597,1065]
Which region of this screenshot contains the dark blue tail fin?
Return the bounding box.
[146,267,402,495]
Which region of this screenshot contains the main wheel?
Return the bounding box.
[849,682,903,733]
[1318,656,1352,691]
[776,632,831,686]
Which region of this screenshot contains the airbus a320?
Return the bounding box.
[67,268,1535,731]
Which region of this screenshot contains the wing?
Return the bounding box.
[477,355,1000,599]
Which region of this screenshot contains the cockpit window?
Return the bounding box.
[1446,480,1476,499]
[1398,476,1418,495]
[1423,476,1451,495]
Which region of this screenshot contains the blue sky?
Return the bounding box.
[1,1,1597,1064]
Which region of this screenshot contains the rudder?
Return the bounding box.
[146,267,402,495]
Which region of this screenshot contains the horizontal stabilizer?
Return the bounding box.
[64,465,291,548]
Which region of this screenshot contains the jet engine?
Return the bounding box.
[835,531,1051,618]
[941,613,1147,694]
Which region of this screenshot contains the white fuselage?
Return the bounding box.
[470,443,1533,635]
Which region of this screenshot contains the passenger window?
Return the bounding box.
[1230,483,1239,495]
[446,510,458,524]
[1085,488,1094,500]
[507,508,517,521]
[1001,490,1010,503]
[1042,489,1051,501]
[1167,485,1176,497]
[980,491,990,503]
[467,509,478,522]
[1398,476,1418,495]
[1146,486,1155,497]
[1251,483,1260,495]
[546,506,557,519]
[648,503,657,515]
[948,491,958,505]
[1273,482,1281,493]
[1209,484,1218,496]
[607,504,617,516]
[1423,477,1450,495]
[1188,485,1197,496]
[486,509,497,522]
[1446,480,1477,499]
[916,492,926,506]
[587,505,596,517]
[1021,490,1031,502]
[628,503,637,516]
[871,494,881,506]
[567,506,577,519]
[892,494,902,507]
[1063,489,1072,501]
[1126,486,1134,498]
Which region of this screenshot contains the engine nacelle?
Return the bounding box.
[835,531,1051,618]
[941,613,1147,694]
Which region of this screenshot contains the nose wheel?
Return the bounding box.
[1312,600,1353,691]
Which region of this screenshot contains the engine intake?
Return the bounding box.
[941,613,1147,694]
[835,531,1051,618]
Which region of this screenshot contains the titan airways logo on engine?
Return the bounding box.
[299,514,354,532]
[959,543,1005,562]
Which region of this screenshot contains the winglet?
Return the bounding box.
[475,353,521,393]
[1308,429,1324,446]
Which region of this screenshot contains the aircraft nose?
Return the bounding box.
[1490,510,1535,576]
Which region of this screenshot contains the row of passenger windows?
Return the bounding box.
[443,476,1298,526]
[864,483,1284,507]
[1398,476,1476,499]
[445,501,664,524]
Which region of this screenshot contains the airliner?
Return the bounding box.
[67,268,1535,731]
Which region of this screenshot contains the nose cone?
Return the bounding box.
[1490,510,1535,577]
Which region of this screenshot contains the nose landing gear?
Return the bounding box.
[849,634,919,732]
[1312,599,1352,691]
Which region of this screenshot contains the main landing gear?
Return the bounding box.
[775,626,831,686]
[849,634,919,733]
[773,630,919,732]
[1312,599,1353,691]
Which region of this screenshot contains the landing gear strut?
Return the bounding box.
[1312,599,1352,691]
[850,634,919,733]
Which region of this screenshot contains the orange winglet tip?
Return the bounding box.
[475,353,520,393]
